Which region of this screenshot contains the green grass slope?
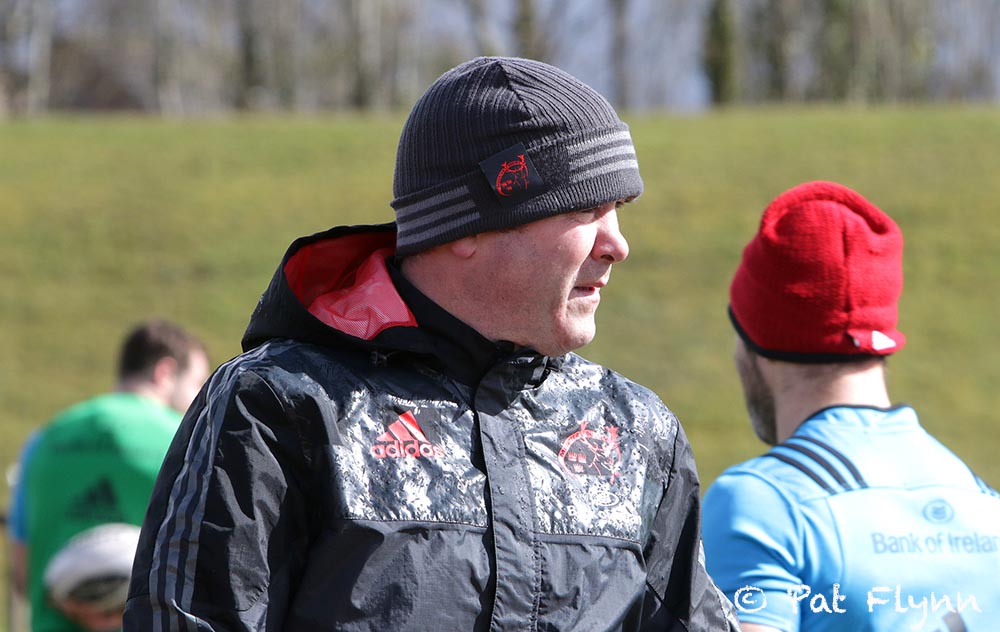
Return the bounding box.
[1,108,999,621]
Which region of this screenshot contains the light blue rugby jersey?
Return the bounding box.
[702,405,1000,632]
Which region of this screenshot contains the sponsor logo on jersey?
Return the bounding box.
[558,421,622,484]
[371,411,444,460]
[66,477,125,522]
[922,498,955,524]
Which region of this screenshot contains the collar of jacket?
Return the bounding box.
[387,257,556,387]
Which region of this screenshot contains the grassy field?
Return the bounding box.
[2,107,1000,624]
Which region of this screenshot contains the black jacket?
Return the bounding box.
[124,224,739,631]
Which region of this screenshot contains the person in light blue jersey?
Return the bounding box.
[702,180,1000,632]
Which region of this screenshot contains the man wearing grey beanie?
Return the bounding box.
[125,57,739,632]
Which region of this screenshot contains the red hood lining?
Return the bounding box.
[284,232,417,341]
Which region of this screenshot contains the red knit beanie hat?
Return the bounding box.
[729,180,906,362]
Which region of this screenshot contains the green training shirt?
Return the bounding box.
[24,392,182,632]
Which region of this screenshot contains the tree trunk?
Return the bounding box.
[704,0,735,104]
[234,0,264,110]
[609,0,630,108]
[25,0,52,114]
[152,0,182,114]
[467,0,500,56]
[272,0,300,109]
[0,0,17,116]
[349,0,381,109]
[515,0,548,61]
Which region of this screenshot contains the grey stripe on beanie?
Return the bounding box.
[392,56,643,256]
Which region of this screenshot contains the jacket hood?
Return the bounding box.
[242,223,422,353]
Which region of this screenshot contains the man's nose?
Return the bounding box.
[595,209,629,263]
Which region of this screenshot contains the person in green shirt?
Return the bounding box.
[11,318,209,632]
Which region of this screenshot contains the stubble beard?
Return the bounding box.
[739,351,779,446]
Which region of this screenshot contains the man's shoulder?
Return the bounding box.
[556,354,673,421]
[709,443,841,506]
[36,394,179,453]
[214,339,390,408]
[45,393,116,424]
[225,338,365,378]
[42,393,160,435]
[709,455,791,497]
[559,353,662,400]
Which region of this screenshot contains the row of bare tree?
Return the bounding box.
[708,0,1000,103]
[1,0,998,116]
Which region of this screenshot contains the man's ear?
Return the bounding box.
[448,235,478,259]
[151,356,179,386]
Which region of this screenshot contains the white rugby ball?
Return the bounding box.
[43,523,142,612]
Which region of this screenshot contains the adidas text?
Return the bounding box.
[371,441,444,459]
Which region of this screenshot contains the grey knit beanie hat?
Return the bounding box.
[391,56,643,256]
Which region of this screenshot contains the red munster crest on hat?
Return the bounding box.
[479,143,547,208]
[558,421,622,484]
[496,154,529,196]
